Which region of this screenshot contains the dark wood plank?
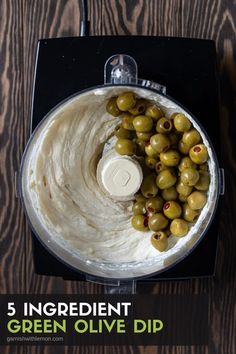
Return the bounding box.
[0,0,27,353]
[89,0,103,35]
[0,0,26,292]
[103,0,182,36]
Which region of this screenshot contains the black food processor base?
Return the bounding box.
[31,36,220,281]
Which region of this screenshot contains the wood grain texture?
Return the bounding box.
[103,0,183,36]
[0,0,26,294]
[0,0,235,353]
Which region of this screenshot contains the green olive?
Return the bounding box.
[131,215,149,231]
[170,218,189,237]
[148,213,169,231]
[161,186,178,201]
[136,131,152,141]
[114,125,132,139]
[145,156,158,169]
[173,113,191,132]
[122,114,135,131]
[189,144,209,164]
[195,171,210,191]
[160,150,181,167]
[176,179,193,197]
[106,97,121,116]
[133,115,153,132]
[187,191,207,210]
[178,194,188,202]
[151,231,168,251]
[178,156,196,172]
[132,202,146,215]
[182,203,199,222]
[155,161,168,173]
[145,196,164,214]
[117,92,136,111]
[136,139,146,156]
[141,174,159,198]
[150,134,171,153]
[156,117,173,134]
[145,105,164,120]
[178,140,190,155]
[128,99,147,115]
[180,167,199,186]
[156,169,177,189]
[163,201,182,219]
[115,138,135,155]
[135,193,147,203]
[182,128,201,148]
[145,143,159,158]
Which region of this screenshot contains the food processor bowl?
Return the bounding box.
[19,55,223,284]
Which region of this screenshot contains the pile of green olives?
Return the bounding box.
[106,92,210,252]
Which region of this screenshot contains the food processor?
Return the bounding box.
[19,36,224,292]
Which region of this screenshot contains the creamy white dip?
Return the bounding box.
[25,86,218,267]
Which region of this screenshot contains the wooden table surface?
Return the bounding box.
[0,0,235,353]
